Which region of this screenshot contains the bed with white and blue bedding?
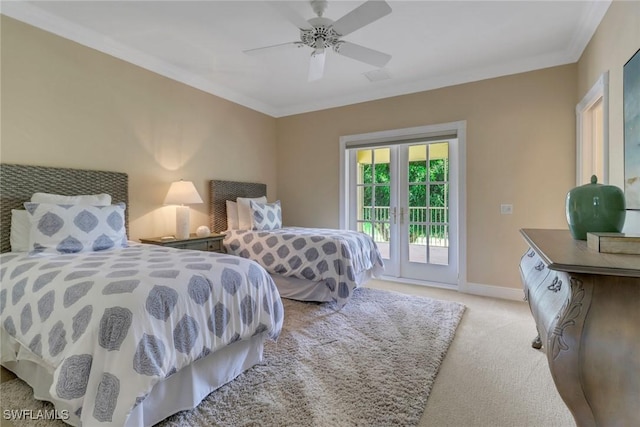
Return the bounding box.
[209,180,384,305]
[0,164,283,426]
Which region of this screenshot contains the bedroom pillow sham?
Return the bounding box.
[24,202,127,254]
[9,209,30,252]
[226,200,239,230]
[250,200,282,231]
[237,196,267,230]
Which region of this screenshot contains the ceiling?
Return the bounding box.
[2,1,611,117]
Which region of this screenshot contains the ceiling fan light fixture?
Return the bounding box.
[308,49,326,81]
[250,0,393,81]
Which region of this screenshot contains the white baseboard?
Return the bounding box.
[379,275,458,291]
[377,276,524,302]
[460,282,525,301]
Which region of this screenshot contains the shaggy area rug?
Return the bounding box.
[1,287,465,426]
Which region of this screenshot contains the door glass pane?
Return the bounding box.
[408,180,427,264]
[408,223,428,264]
[429,225,449,265]
[356,148,391,261]
[357,221,370,234]
[429,184,447,214]
[374,163,390,184]
[373,222,390,245]
[408,145,427,183]
[428,182,448,265]
[375,186,390,216]
[428,143,449,182]
[373,148,390,170]
[357,149,373,184]
[373,149,391,259]
[408,184,426,221]
[406,143,450,266]
[408,144,428,249]
[357,186,372,221]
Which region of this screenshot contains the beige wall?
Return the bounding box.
[0,16,278,241]
[277,65,577,290]
[577,0,640,233]
[3,3,635,293]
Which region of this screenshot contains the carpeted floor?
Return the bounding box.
[1,287,465,426]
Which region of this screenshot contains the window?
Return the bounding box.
[576,72,609,185]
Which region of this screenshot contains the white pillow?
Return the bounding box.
[24,202,127,254]
[237,196,267,230]
[10,210,30,252]
[226,200,239,230]
[250,200,282,231]
[31,192,112,206]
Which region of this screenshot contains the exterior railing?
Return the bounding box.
[361,206,449,246]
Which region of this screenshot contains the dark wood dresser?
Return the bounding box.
[519,228,640,427]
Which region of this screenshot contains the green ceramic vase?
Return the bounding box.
[565,175,626,240]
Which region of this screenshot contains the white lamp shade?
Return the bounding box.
[163,180,203,205]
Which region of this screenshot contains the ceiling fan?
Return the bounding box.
[244,0,392,81]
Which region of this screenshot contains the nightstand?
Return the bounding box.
[140,233,225,253]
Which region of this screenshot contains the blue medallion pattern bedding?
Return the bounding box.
[0,245,283,426]
[224,227,384,305]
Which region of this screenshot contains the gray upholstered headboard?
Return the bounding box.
[209,180,266,233]
[0,164,129,253]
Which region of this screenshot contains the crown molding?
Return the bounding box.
[2,1,611,118]
[1,1,279,117]
[274,48,572,117]
[564,0,611,62]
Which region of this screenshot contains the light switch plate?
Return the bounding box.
[500,204,513,214]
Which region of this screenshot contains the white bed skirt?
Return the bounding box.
[1,331,267,426]
[271,268,375,302]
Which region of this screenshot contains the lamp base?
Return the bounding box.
[175,205,190,240]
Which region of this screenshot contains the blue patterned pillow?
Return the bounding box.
[24,202,128,254]
[250,200,282,231]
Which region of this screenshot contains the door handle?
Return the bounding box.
[391,207,397,224]
[400,207,405,225]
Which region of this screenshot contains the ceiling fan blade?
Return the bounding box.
[332,0,392,36]
[243,41,304,56]
[334,41,391,68]
[266,1,313,30]
[308,49,326,81]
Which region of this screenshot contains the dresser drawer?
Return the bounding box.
[519,249,551,298]
[520,248,540,273]
[171,241,209,251]
[207,239,223,253]
[140,234,225,253]
[532,272,570,346]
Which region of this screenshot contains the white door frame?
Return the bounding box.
[339,121,467,289]
[576,71,609,185]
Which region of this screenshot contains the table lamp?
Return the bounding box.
[163,180,203,239]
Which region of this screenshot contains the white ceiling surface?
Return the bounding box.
[2,1,611,118]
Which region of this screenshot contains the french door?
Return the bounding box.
[347,139,459,285]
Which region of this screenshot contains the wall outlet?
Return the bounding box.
[500,204,513,214]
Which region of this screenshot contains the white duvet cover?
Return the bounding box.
[0,244,283,426]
